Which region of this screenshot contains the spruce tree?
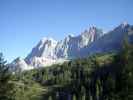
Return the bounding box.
[116,36,133,100]
[0,53,14,100]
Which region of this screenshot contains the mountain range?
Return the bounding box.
[10,22,133,72]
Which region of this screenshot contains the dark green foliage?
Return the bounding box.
[1,37,132,100]
[0,53,14,100]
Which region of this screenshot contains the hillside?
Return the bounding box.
[10,40,133,100]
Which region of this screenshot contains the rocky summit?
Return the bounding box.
[10,22,133,71]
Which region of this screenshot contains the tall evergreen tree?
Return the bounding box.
[0,53,14,100]
[115,37,133,100]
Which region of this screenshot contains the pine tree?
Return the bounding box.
[0,53,14,100]
[115,37,133,100]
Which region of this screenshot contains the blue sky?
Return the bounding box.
[0,0,133,62]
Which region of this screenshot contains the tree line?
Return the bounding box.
[0,39,133,100]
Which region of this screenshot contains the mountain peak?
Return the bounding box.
[25,37,58,65]
[81,26,98,36]
[82,26,95,33]
[81,26,103,42]
[38,37,57,50]
[13,57,22,63]
[122,21,128,26]
[40,37,57,44]
[120,21,129,28]
[10,23,133,71]
[64,34,74,42]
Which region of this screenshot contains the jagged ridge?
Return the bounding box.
[10,22,133,71]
